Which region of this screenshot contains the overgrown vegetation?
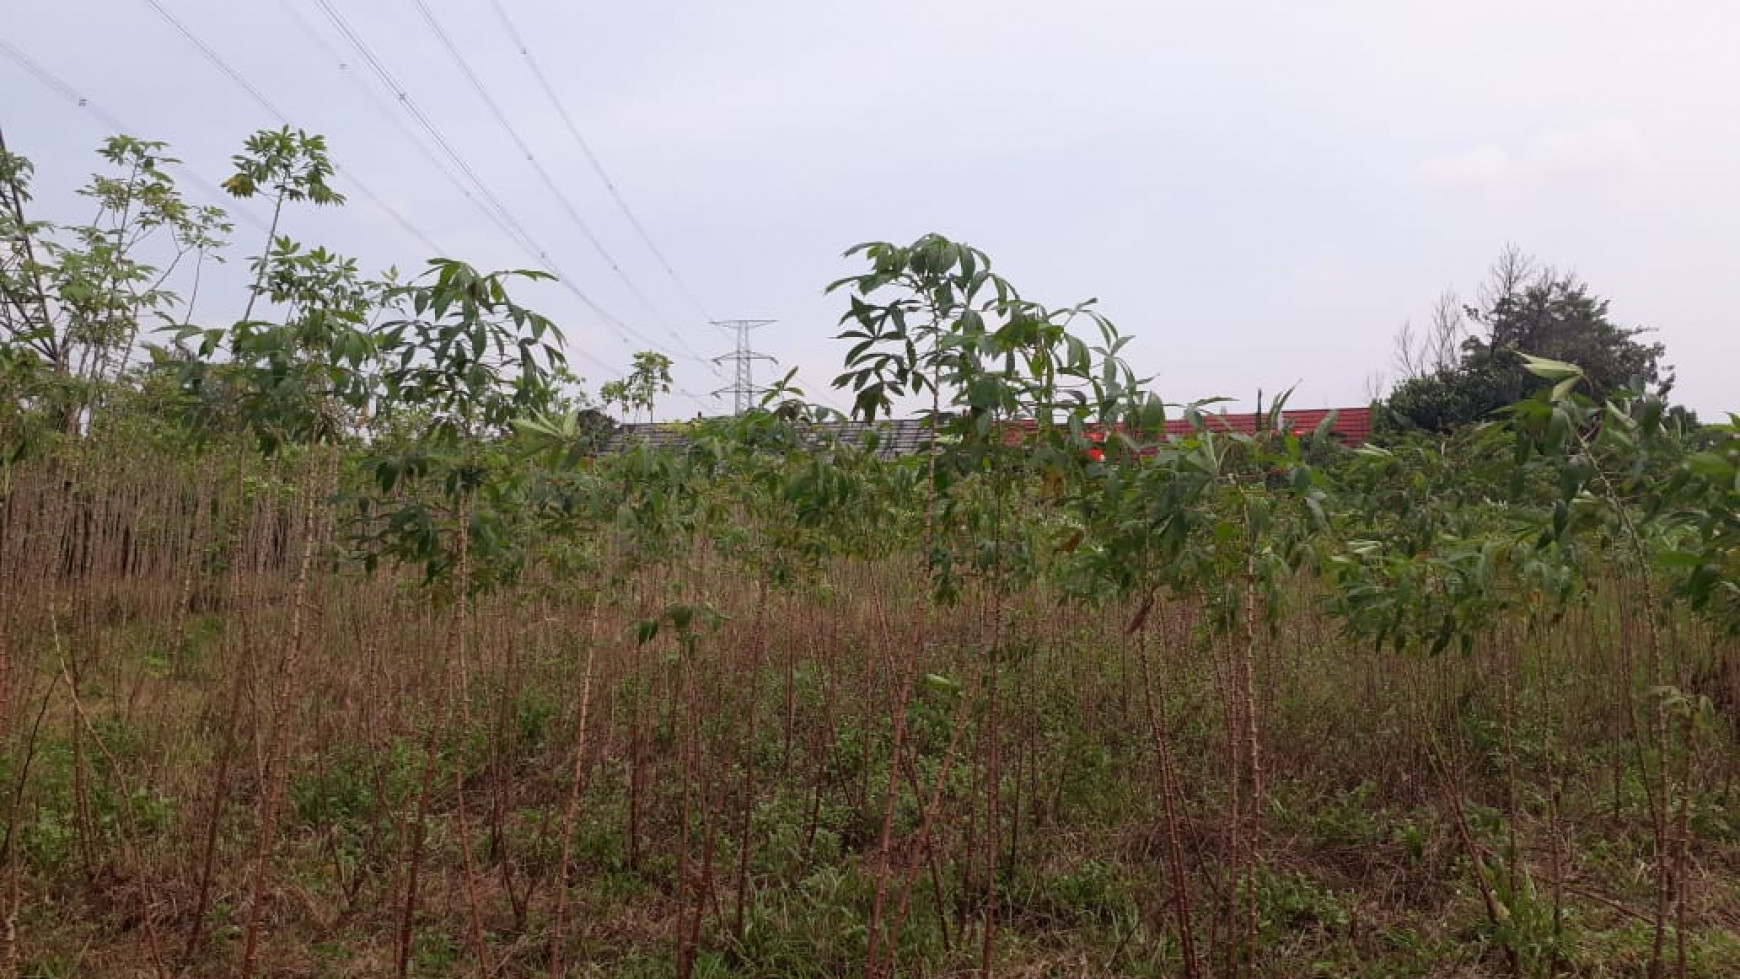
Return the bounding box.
[1380,246,1681,434]
[2,132,1737,978]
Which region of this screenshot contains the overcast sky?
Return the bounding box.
[6,0,1736,418]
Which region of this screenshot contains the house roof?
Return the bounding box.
[614,406,1374,458]
[1167,406,1373,445]
[1002,406,1373,447]
[614,416,937,459]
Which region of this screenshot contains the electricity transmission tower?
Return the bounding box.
[711,319,776,414]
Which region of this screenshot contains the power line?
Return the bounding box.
[0,36,269,233]
[480,4,848,418]
[409,0,714,374]
[274,0,544,259]
[139,0,447,258]
[278,1,641,389]
[143,0,287,120]
[308,1,630,334]
[1,38,128,134]
[285,2,640,387]
[0,31,719,416]
[275,3,664,389]
[306,0,714,395]
[485,0,715,325]
[308,0,550,266]
[271,3,714,414]
[486,0,842,418]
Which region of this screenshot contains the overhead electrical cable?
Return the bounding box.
[139,0,447,257]
[406,0,718,375]
[272,1,582,275]
[482,2,855,415]
[1,31,711,413]
[484,3,852,416]
[306,0,716,409]
[0,36,270,233]
[271,1,655,389]
[289,5,717,410]
[484,0,716,325]
[308,0,558,270]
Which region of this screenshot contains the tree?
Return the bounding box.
[600,350,672,423]
[1382,247,1671,433]
[224,127,344,323]
[1,133,229,438]
[1391,288,1466,382]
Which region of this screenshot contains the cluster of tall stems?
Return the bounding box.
[2,130,1737,978]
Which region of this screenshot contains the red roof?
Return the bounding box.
[1166,406,1372,445]
[1002,406,1373,448]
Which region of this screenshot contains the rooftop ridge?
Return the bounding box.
[610,406,1373,456]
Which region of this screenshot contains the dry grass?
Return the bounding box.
[1,458,1737,978]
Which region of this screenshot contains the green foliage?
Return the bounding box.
[377,260,564,445]
[1,134,229,453]
[162,239,384,453]
[1382,361,1518,434]
[828,233,1142,600]
[348,261,566,592]
[601,350,673,422]
[1383,255,1672,433]
[1667,414,1740,632]
[221,127,342,208]
[4,133,1740,979]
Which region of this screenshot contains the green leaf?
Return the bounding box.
[1686,452,1736,484]
[1520,353,1583,383]
[1545,407,1569,455]
[921,673,961,695]
[669,604,695,630]
[1657,550,1705,569]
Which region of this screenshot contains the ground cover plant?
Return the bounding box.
[2,131,1738,978]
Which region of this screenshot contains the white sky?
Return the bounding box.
[5,0,1736,418]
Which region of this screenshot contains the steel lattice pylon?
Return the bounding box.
[710,319,776,415]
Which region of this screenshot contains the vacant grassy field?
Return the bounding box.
[6,137,1734,975]
[2,445,1736,979]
